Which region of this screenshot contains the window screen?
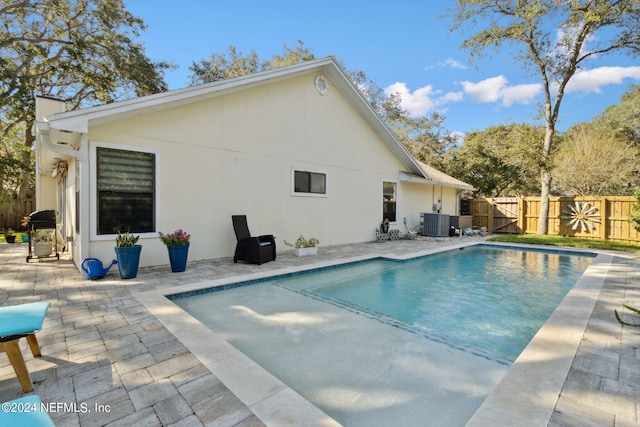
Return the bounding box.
[97,147,155,234]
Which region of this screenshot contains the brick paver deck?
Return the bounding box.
[0,238,638,426]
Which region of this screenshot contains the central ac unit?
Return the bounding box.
[420,213,450,237]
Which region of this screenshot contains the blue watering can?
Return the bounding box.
[81,258,117,280]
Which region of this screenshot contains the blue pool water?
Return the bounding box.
[174,244,595,365]
[272,245,594,364]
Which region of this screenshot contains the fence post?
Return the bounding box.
[599,196,608,241]
[518,197,525,234]
[487,198,494,234]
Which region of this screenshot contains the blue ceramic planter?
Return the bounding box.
[167,243,189,272]
[114,245,142,279]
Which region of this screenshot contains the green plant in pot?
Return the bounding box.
[114,231,141,279]
[3,228,16,244]
[284,235,319,257]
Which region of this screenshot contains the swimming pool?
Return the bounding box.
[168,244,596,426]
[270,245,595,364]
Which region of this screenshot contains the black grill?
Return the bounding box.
[27,209,56,230]
[26,209,59,262]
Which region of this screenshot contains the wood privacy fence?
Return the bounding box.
[469,196,640,243]
[0,199,36,231]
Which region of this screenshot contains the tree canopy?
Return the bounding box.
[552,124,638,196]
[189,41,315,85]
[444,124,544,197]
[449,0,640,233]
[591,84,640,146]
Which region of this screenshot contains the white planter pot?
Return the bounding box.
[294,246,318,257]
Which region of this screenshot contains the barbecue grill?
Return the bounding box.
[26,209,59,262]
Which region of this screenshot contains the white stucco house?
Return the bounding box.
[34,57,473,270]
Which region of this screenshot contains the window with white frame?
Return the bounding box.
[383,181,397,222]
[292,169,326,195]
[96,146,156,234]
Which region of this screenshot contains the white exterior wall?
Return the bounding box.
[85,73,416,267]
[399,183,460,229]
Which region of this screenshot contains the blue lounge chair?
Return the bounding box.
[0,395,55,427]
[0,302,51,392]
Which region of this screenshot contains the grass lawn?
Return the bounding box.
[488,234,640,253]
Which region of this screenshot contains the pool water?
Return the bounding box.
[172,244,595,426]
[273,245,595,364]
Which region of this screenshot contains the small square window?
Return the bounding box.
[293,170,326,195]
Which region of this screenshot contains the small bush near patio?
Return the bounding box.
[488,234,640,253]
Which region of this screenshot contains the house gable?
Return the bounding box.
[42,57,427,179]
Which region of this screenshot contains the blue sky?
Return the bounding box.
[126,0,640,136]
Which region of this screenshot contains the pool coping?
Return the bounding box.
[135,241,611,426]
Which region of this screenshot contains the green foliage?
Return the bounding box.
[591,85,640,147]
[552,125,638,196]
[443,124,544,196]
[189,41,315,85]
[390,112,457,169]
[284,235,319,248]
[115,231,139,247]
[615,304,640,328]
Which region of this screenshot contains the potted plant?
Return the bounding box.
[114,231,141,279]
[284,235,319,257]
[3,228,16,244]
[159,229,191,272]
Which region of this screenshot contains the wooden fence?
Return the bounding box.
[0,199,36,231]
[469,196,640,243]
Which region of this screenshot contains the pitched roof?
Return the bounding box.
[400,161,474,191]
[42,57,429,178]
[418,161,474,190]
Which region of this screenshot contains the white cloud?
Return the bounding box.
[460,76,507,103]
[441,58,468,70]
[384,82,463,117]
[564,66,640,94]
[501,84,543,106]
[459,75,542,106]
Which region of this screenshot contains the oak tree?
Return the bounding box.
[449,0,640,233]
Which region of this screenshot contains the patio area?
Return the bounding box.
[0,237,639,426]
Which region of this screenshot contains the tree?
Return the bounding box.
[444,124,544,196]
[552,125,638,196]
[449,0,640,234]
[389,112,458,169]
[591,85,640,146]
[1,0,170,200]
[189,41,315,85]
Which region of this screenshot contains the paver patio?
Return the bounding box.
[0,237,638,426]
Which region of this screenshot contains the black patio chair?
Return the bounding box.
[232,215,276,265]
